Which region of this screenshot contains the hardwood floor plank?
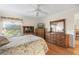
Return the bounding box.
[46,40,79,55]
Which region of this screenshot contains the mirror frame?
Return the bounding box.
[50,19,66,33]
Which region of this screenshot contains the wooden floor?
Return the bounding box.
[46,39,79,55]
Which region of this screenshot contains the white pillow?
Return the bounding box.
[0,33,4,36]
[0,33,9,40]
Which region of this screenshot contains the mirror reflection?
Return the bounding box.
[50,19,65,33]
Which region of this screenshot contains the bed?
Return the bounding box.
[0,35,48,55]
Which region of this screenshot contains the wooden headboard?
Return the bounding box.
[23,26,34,34]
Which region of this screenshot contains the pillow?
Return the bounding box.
[0,36,9,47]
[0,33,4,36]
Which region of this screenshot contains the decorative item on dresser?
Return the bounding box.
[35,23,46,39]
[23,26,34,35]
[46,19,69,48]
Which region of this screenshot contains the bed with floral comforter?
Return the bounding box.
[0,35,48,55]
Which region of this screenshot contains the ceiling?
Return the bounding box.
[0,4,78,18]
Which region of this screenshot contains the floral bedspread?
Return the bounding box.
[0,38,48,55]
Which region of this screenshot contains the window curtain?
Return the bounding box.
[0,16,23,37]
[0,17,3,34]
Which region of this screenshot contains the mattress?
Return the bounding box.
[0,35,48,55]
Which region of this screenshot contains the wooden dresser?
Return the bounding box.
[35,28,46,39]
[46,32,69,48]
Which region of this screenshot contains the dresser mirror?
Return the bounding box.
[48,19,67,47]
[50,19,65,33]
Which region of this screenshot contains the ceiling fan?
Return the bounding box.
[29,4,48,16]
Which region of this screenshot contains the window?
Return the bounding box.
[0,17,23,37]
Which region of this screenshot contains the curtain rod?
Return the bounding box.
[0,16,23,20]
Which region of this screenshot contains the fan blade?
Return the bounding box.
[36,12,39,16]
[27,10,36,13]
[39,10,48,14]
[37,4,41,9]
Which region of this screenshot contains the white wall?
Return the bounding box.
[75,13,79,29]
[0,11,39,35]
[40,8,79,48]
[0,11,38,28]
[41,8,79,33]
[22,17,38,28]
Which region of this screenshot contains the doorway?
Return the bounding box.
[75,30,79,48]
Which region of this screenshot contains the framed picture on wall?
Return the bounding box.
[37,23,45,28]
